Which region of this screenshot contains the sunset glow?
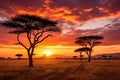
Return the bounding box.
[44,50,52,56]
[0,0,120,58]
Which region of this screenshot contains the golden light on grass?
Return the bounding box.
[44,50,52,56]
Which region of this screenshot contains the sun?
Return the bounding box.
[44,50,52,56]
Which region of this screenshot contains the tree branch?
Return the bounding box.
[37,34,52,44]
[27,32,32,45]
[17,33,28,50]
[33,28,44,41]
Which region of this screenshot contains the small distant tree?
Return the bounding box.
[8,57,11,60]
[75,35,103,62]
[73,56,78,60]
[1,14,61,67]
[15,54,23,60]
[101,55,107,59]
[108,55,113,59]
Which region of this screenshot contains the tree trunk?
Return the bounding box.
[27,50,33,67]
[80,55,82,61]
[28,55,33,67]
[18,56,20,60]
[88,55,91,62]
[88,50,92,62]
[27,46,35,67]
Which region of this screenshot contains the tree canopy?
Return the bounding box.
[75,35,103,48]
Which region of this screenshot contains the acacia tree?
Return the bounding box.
[73,56,78,60]
[74,47,89,61]
[1,14,61,67]
[75,35,103,62]
[15,54,23,60]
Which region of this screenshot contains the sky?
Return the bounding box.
[0,0,120,58]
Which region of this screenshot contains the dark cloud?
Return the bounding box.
[88,8,107,17]
[76,0,99,9]
[100,0,120,13]
[0,0,44,8]
[0,0,45,18]
[0,0,120,22]
[50,0,77,8]
[51,0,99,9]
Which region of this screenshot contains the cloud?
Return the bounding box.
[73,17,120,45]
[0,0,120,23]
[0,0,120,46]
[100,0,120,13]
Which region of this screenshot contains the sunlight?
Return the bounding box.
[44,50,52,56]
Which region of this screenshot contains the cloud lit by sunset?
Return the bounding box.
[0,0,120,58]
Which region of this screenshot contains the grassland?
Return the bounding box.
[0,59,120,80]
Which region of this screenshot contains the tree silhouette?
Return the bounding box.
[75,35,103,62]
[1,14,61,67]
[101,55,107,59]
[73,56,78,60]
[74,47,89,61]
[108,55,113,59]
[15,54,23,60]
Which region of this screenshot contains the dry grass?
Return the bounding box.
[0,59,120,80]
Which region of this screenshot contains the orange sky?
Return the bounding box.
[0,44,120,58]
[0,0,120,58]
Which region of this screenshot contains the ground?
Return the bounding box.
[0,59,120,80]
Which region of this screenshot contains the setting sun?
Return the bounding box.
[44,50,52,56]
